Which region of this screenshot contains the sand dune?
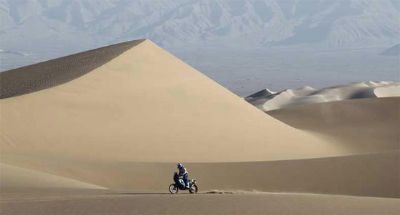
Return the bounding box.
[268,97,400,153]
[246,81,400,111]
[0,39,349,165]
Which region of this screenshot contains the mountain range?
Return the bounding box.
[1,0,399,51]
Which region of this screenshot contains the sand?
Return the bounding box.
[0,39,399,214]
[2,192,400,215]
[0,163,104,190]
[2,151,398,197]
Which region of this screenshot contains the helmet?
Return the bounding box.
[177,163,184,169]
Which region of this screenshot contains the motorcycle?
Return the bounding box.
[169,172,198,194]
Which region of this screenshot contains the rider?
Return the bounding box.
[177,163,189,188]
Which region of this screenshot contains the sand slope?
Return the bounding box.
[0,163,104,191]
[246,81,400,111]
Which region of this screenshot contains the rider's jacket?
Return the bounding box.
[178,167,188,176]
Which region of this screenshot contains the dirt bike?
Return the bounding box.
[169,172,198,194]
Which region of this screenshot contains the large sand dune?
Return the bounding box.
[0,39,349,165]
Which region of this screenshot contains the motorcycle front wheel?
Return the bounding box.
[169,184,178,194]
[189,184,198,194]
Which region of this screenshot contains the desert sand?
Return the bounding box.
[2,192,400,215]
[1,39,399,214]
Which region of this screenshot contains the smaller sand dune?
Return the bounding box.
[374,85,400,97]
[0,163,104,191]
[267,97,400,153]
[246,81,400,111]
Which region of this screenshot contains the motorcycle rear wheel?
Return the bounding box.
[189,184,198,194]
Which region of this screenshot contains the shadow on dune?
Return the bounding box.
[0,40,144,99]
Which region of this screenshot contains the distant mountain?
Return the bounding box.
[1,0,399,70]
[0,49,28,56]
[381,44,400,56]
